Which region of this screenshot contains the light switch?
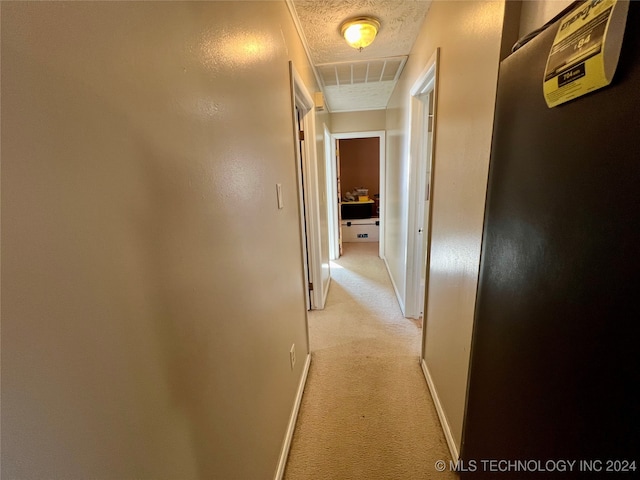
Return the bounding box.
[276,183,284,209]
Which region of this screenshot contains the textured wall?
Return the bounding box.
[330,110,387,133]
[386,0,507,451]
[1,1,323,478]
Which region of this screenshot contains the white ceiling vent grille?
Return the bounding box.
[317,56,407,87]
[315,56,408,112]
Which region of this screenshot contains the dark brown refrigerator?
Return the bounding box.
[461,1,639,478]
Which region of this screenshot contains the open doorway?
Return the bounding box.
[290,62,328,311]
[295,105,313,310]
[406,49,439,322]
[337,137,380,249]
[327,131,386,260]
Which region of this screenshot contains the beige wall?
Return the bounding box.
[1,1,325,478]
[383,101,409,304]
[386,0,510,452]
[330,109,387,133]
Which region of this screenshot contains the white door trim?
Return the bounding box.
[405,49,440,323]
[290,62,326,310]
[329,130,386,259]
[324,124,339,260]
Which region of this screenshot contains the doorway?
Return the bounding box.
[406,49,439,322]
[290,62,328,311]
[295,106,312,309]
[328,131,386,260]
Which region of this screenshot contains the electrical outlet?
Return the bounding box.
[289,344,296,370]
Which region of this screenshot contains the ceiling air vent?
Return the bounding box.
[314,56,408,112]
[316,56,407,87]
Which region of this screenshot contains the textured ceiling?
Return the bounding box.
[290,0,432,112]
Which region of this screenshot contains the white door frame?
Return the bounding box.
[290,62,325,310]
[329,131,386,259]
[405,49,439,321]
[323,124,339,260]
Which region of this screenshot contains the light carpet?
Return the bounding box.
[283,242,458,479]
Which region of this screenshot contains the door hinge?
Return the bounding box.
[309,282,314,291]
[299,130,305,141]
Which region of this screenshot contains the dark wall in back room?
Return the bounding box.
[339,137,379,198]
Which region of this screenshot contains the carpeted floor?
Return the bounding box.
[283,242,458,479]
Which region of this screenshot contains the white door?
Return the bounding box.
[290,62,327,310]
[296,106,313,309]
[406,49,439,321]
[417,97,434,318]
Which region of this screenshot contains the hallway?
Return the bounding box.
[5,2,606,477]
[284,243,456,479]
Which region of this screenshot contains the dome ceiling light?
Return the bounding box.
[340,16,381,52]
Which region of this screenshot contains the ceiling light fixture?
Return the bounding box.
[340,16,380,52]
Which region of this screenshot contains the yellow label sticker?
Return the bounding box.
[543,0,628,108]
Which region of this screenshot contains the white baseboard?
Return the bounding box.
[274,352,312,480]
[420,359,459,463]
[382,255,406,316]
